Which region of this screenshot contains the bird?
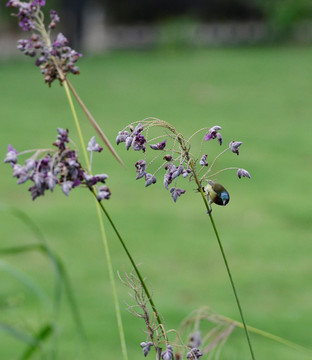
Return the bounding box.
[203,180,230,214]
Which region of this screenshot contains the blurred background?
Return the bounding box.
[1,1,312,359]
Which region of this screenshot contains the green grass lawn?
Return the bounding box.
[1,46,312,359]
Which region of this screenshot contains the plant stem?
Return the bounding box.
[62,80,128,360]
[198,188,256,360]
[90,187,163,329]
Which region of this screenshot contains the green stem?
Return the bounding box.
[89,187,163,329]
[198,188,256,360]
[62,80,128,360]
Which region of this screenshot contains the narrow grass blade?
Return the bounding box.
[20,323,53,360]
[0,322,37,345]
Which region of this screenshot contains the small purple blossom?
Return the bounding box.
[5,129,111,201]
[48,9,60,29]
[135,160,146,180]
[229,141,243,155]
[163,154,173,161]
[145,173,156,187]
[116,131,130,145]
[140,341,153,357]
[237,168,251,179]
[87,136,103,152]
[204,126,222,145]
[186,348,203,359]
[149,139,167,150]
[4,144,18,164]
[161,345,173,360]
[170,187,186,202]
[96,186,111,201]
[199,154,208,166]
[7,1,82,85]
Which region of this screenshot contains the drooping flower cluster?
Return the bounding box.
[7,0,82,85]
[116,119,250,205]
[4,129,110,201]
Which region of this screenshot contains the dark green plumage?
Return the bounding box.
[203,181,230,212]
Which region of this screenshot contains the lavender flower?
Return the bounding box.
[199,154,208,166]
[135,160,146,180]
[4,145,18,164]
[117,120,250,206]
[7,0,82,85]
[204,126,222,145]
[229,141,243,155]
[140,341,153,357]
[186,348,203,359]
[87,136,103,152]
[237,168,251,179]
[145,173,156,187]
[170,187,186,202]
[161,345,173,360]
[149,139,167,150]
[5,129,111,201]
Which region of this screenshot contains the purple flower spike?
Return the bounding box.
[150,139,167,150]
[199,154,208,166]
[204,126,222,143]
[140,341,153,357]
[229,141,243,155]
[4,144,18,164]
[87,136,103,152]
[145,173,156,187]
[170,187,186,202]
[237,168,251,179]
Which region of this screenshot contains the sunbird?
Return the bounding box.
[203,180,230,214]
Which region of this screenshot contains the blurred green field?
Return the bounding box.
[1,46,312,359]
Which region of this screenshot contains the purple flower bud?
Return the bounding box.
[170,187,186,202]
[199,154,208,166]
[237,168,251,179]
[12,164,25,177]
[161,345,173,360]
[204,125,222,141]
[116,131,130,145]
[87,136,103,152]
[150,139,167,150]
[96,185,111,201]
[53,33,68,47]
[216,132,223,145]
[229,141,243,155]
[17,172,29,185]
[171,164,184,180]
[4,145,18,164]
[182,168,191,178]
[135,160,146,180]
[145,173,156,187]
[140,341,153,357]
[163,154,173,161]
[46,172,57,191]
[62,181,73,196]
[132,134,146,152]
[188,331,202,348]
[134,123,143,133]
[25,158,36,171]
[125,136,133,150]
[163,173,171,190]
[186,348,203,359]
